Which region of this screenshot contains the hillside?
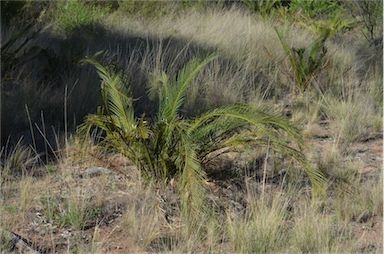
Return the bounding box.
[1,1,383,253]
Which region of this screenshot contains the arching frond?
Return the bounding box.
[82,58,136,135]
[223,132,326,195]
[177,132,207,235]
[158,54,218,122]
[188,104,326,195]
[189,104,303,146]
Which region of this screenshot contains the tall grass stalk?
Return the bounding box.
[25,104,37,153]
[227,194,288,253]
[40,111,48,163]
[64,85,68,153]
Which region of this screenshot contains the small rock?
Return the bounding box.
[60,230,71,239]
[81,167,112,178]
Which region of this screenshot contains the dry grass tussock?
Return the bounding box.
[106,8,313,67]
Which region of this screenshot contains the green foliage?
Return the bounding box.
[2,205,18,214]
[46,164,58,174]
[244,0,283,18]
[40,192,58,224]
[115,0,204,18]
[302,11,358,38]
[59,201,97,231]
[80,56,215,230]
[180,0,212,10]
[116,0,213,18]
[53,0,107,32]
[117,0,167,17]
[276,28,329,93]
[80,55,325,210]
[290,0,341,19]
[40,191,100,231]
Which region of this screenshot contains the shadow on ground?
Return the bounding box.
[1,23,220,153]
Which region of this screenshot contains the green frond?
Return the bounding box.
[188,104,326,195]
[159,54,218,122]
[82,57,136,134]
[189,104,303,145]
[177,133,207,234]
[223,132,326,196]
[148,71,169,102]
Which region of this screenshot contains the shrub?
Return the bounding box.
[343,0,383,44]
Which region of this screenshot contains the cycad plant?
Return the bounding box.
[80,55,325,228]
[276,28,329,93]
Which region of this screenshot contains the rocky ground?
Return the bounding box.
[0,120,382,253]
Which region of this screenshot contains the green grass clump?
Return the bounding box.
[0,141,37,179]
[54,0,107,33]
[244,0,283,19]
[116,0,169,18]
[40,189,100,231]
